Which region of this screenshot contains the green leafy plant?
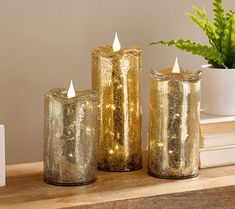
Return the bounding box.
[150,0,235,69]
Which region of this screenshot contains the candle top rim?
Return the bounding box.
[92,45,141,54]
[151,68,201,82]
[47,88,97,101]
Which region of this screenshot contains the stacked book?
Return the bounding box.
[200,112,235,168]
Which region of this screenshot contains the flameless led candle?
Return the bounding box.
[44,80,98,186]
[148,58,201,179]
[92,33,142,171]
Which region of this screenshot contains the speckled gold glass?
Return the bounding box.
[44,89,98,186]
[92,45,142,172]
[148,68,201,179]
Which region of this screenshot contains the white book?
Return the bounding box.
[203,133,235,148]
[200,145,235,168]
[0,125,5,187]
[200,112,235,125]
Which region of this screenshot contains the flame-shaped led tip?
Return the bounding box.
[67,79,76,98]
[172,57,180,73]
[112,32,121,52]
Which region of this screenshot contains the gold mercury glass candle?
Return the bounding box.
[92,33,142,171]
[44,80,98,186]
[148,58,201,179]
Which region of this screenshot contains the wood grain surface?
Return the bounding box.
[0,154,235,209]
[78,186,235,209]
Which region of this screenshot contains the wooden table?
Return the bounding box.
[1,155,235,209]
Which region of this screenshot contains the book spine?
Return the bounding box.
[200,145,235,168]
[0,125,5,187]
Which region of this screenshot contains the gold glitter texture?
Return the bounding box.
[148,68,201,179]
[44,89,98,185]
[92,45,142,171]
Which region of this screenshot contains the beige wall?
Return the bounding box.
[0,0,234,164]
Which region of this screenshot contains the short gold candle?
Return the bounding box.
[92,35,142,172]
[44,85,98,186]
[148,59,201,179]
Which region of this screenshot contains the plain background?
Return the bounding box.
[0,0,234,164]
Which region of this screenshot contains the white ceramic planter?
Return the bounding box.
[201,66,235,116]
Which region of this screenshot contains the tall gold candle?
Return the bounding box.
[148,58,201,179]
[92,33,142,171]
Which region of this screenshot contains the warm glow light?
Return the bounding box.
[112,32,121,52]
[157,143,163,147]
[172,57,180,73]
[109,149,114,154]
[111,104,116,110]
[67,79,76,98]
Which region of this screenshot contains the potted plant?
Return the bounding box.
[150,0,235,116]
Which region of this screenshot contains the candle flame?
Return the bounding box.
[67,79,76,98]
[172,57,180,73]
[112,32,121,52]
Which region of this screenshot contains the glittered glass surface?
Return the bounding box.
[148,68,201,179]
[92,46,142,171]
[44,89,98,185]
